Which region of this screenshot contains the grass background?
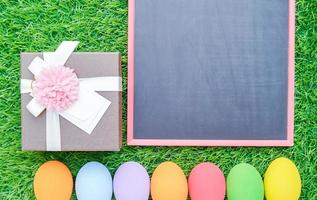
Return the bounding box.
[0,0,316,199]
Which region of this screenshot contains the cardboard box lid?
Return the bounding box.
[21,53,122,151]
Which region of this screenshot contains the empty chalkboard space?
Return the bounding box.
[128,0,295,146]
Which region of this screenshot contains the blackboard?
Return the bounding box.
[127,0,295,146]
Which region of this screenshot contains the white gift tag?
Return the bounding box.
[59,85,111,134]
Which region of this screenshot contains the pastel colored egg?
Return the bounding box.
[264,157,301,200]
[113,161,150,200]
[227,163,264,200]
[75,162,112,200]
[34,160,73,200]
[151,161,188,200]
[188,162,226,200]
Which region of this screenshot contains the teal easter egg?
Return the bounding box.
[227,163,264,200]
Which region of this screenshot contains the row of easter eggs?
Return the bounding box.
[33,157,301,200]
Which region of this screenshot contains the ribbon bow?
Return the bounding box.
[21,41,122,151]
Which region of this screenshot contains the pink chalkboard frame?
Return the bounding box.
[127,0,296,146]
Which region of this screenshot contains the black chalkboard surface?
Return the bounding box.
[127,0,295,146]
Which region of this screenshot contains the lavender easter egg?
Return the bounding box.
[113,161,150,200]
[189,162,226,200]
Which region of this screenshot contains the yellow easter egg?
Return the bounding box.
[151,161,188,200]
[34,161,73,200]
[264,157,301,200]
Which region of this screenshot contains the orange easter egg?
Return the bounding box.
[34,161,73,200]
[151,161,188,200]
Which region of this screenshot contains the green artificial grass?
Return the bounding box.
[0,0,316,199]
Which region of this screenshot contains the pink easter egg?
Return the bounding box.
[189,162,226,200]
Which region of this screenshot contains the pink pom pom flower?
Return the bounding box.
[33,66,80,111]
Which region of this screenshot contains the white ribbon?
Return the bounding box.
[21,41,122,151]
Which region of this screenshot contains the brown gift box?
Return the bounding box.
[21,52,122,151]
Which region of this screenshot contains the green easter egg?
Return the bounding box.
[227,163,264,200]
